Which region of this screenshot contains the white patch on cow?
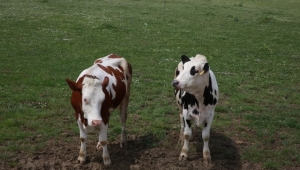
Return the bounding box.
[81,77,105,126]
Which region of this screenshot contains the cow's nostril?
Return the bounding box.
[172,80,179,87]
[92,120,101,126]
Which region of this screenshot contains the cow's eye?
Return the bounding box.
[175,69,180,77]
[84,98,88,104]
[190,66,198,76]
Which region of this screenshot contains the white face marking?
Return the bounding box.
[81,77,105,126]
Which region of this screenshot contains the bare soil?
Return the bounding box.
[1,130,263,170]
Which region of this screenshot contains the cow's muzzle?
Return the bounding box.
[172,80,179,88]
[92,120,102,126]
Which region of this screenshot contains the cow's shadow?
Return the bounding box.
[87,133,160,169]
[86,129,241,170]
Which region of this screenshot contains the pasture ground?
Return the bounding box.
[2,130,261,170]
[0,0,299,169]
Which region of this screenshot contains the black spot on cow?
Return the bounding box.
[204,122,207,127]
[203,63,210,74]
[181,55,190,64]
[181,92,199,110]
[186,119,192,128]
[190,66,198,76]
[192,109,199,115]
[203,74,217,106]
[182,117,185,127]
[175,68,180,77]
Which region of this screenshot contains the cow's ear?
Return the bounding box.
[199,63,210,75]
[102,76,109,89]
[66,79,82,91]
[203,63,209,72]
[181,55,190,64]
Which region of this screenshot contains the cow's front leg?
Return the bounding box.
[178,112,185,144]
[98,123,111,165]
[77,120,87,163]
[202,111,214,165]
[179,110,192,161]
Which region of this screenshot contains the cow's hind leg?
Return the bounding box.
[77,121,87,163]
[98,123,111,165]
[202,110,214,165]
[179,110,192,161]
[119,94,129,148]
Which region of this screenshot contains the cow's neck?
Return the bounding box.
[193,73,210,105]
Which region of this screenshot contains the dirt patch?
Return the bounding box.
[1,130,262,170]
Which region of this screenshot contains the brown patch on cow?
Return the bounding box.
[96,64,127,102]
[181,148,188,154]
[108,54,122,59]
[203,135,210,141]
[102,77,109,89]
[184,135,189,140]
[101,86,111,125]
[94,59,102,64]
[97,64,113,76]
[118,65,124,72]
[83,74,99,80]
[100,141,107,146]
[80,138,85,143]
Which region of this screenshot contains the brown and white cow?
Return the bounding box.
[172,54,219,164]
[65,54,132,166]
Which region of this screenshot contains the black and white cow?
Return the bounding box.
[172,54,219,164]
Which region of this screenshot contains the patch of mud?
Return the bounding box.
[1,130,263,170]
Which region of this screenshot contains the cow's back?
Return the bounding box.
[77,54,132,109]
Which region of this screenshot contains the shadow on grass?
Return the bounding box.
[91,133,160,170]
[195,129,242,170]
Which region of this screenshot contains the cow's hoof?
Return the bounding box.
[203,156,212,166]
[179,153,188,161]
[77,156,86,164]
[120,141,127,148]
[103,156,111,166]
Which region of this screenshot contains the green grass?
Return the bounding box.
[1,0,300,169]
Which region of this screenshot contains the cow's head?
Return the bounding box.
[66,75,109,127]
[172,54,209,92]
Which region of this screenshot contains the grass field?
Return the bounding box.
[0,0,299,169]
